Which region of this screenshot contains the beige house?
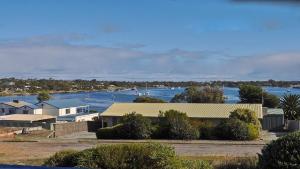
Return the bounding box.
[100,103,263,127]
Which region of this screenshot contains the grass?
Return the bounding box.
[181,155,258,168]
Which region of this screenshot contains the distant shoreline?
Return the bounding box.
[0,89,107,97]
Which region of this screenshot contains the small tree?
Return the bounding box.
[120,112,153,139]
[158,110,199,140]
[263,92,280,108]
[37,90,51,103]
[133,96,166,103]
[239,85,262,103]
[280,94,300,121]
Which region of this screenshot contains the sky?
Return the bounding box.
[0,0,300,81]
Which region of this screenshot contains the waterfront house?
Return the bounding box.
[100,103,263,127]
[0,100,34,115]
[19,104,43,115]
[36,99,89,117]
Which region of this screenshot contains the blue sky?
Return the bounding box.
[0,0,300,81]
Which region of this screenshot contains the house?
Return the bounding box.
[0,100,33,115]
[19,104,43,115]
[36,99,89,117]
[100,103,263,127]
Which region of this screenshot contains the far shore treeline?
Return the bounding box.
[0,78,299,96]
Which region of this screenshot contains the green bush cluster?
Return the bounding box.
[199,109,261,140]
[258,131,300,169]
[217,109,260,140]
[97,110,199,140]
[44,143,212,169]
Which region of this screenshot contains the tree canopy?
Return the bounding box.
[133,96,166,103]
[239,85,279,108]
[37,90,51,103]
[171,86,224,103]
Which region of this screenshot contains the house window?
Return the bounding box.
[66,109,70,114]
[1,108,4,113]
[23,110,29,114]
[8,108,16,114]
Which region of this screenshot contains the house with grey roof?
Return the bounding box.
[0,100,36,115]
[36,99,90,117]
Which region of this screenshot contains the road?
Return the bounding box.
[0,138,265,166]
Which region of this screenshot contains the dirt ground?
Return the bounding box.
[0,133,266,166]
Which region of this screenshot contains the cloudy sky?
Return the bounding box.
[0,0,300,81]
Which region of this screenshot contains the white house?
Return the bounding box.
[36,99,89,117]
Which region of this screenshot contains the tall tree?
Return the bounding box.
[37,90,51,103]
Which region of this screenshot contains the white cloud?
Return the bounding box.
[0,35,299,81]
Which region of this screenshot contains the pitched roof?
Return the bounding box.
[42,99,88,109]
[266,108,284,115]
[22,104,40,109]
[0,114,55,122]
[101,103,263,119]
[3,101,32,108]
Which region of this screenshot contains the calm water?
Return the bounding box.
[0,87,299,112]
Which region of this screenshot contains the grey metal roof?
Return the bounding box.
[42,99,88,109]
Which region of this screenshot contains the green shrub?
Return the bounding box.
[258,131,300,169]
[120,112,153,139]
[247,123,260,140]
[216,119,259,140]
[216,157,258,169]
[229,108,261,127]
[96,124,124,139]
[158,109,200,140]
[44,150,80,167]
[96,113,153,139]
[198,121,216,139]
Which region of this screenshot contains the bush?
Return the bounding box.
[229,108,260,127]
[120,112,153,139]
[96,113,153,139]
[96,124,124,139]
[158,110,199,140]
[216,119,259,140]
[258,131,300,169]
[44,150,80,167]
[45,143,212,169]
[198,121,215,139]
